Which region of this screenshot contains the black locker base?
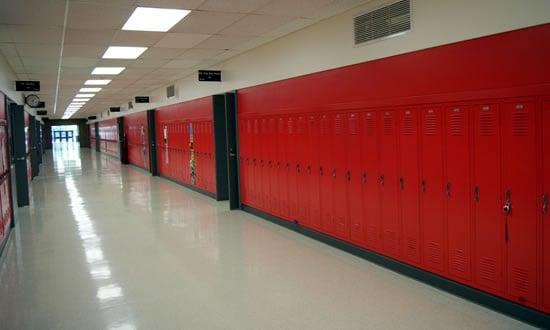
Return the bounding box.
[0,223,13,260]
[241,204,550,328]
[159,175,217,200]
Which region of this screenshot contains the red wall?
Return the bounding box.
[237,24,550,312]
[97,119,118,157]
[155,97,215,194]
[123,112,149,170]
[0,92,12,246]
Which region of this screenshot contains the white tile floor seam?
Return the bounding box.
[0,143,534,330]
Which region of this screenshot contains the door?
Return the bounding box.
[380,110,400,257]
[398,109,421,264]
[472,103,504,294]
[501,100,537,307]
[361,111,381,250]
[332,113,349,239]
[347,112,364,245]
[319,114,334,234]
[445,106,472,282]
[420,107,446,273]
[542,101,550,313]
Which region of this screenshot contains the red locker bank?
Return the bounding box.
[97,119,119,158]
[123,112,149,170]
[155,97,216,195]
[0,92,13,248]
[236,24,550,314]
[88,124,95,149]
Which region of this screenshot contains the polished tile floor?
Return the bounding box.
[0,143,534,330]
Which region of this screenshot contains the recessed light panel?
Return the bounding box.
[85,80,111,86]
[73,98,90,102]
[122,7,191,32]
[92,67,125,75]
[103,46,147,59]
[80,87,102,92]
[76,94,95,98]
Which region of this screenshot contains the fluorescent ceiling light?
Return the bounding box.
[103,46,147,59]
[73,98,90,102]
[122,7,191,32]
[75,94,95,98]
[92,67,125,75]
[85,79,111,86]
[80,87,102,92]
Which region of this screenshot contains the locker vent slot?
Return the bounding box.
[406,238,417,257]
[427,242,441,264]
[480,257,496,281]
[384,230,397,252]
[308,116,316,133]
[366,225,378,245]
[287,118,294,134]
[423,111,438,135]
[402,112,414,135]
[383,113,393,135]
[321,116,329,135]
[479,111,496,136]
[348,114,358,135]
[452,249,466,273]
[297,117,305,134]
[365,113,376,136]
[511,111,529,136]
[449,112,464,136]
[334,115,343,134]
[354,0,411,45]
[512,267,529,294]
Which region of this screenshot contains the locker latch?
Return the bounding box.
[296,164,301,173]
[276,161,280,168]
[306,165,311,174]
[286,162,290,171]
[332,169,336,179]
[502,190,511,215]
[346,170,351,182]
[542,193,548,215]
[362,171,367,184]
[378,175,384,186]
[421,179,426,192]
[268,160,272,168]
[260,160,264,167]
[399,176,404,191]
[319,166,323,176]
[446,182,452,198]
[473,186,479,203]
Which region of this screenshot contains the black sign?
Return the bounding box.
[16,80,40,91]
[135,96,150,103]
[110,107,121,112]
[198,70,221,82]
[88,116,97,120]
[36,110,47,116]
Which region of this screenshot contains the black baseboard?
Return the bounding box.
[241,204,550,328]
[159,175,217,199]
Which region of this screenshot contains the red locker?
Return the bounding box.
[501,100,538,307]
[319,114,334,233]
[472,103,504,294]
[239,119,248,204]
[251,118,260,207]
[277,117,289,219]
[287,116,298,220]
[542,101,550,313]
[379,110,400,257]
[296,115,309,226]
[444,106,472,281]
[361,111,381,250]
[332,113,349,239]
[259,118,268,211]
[307,114,321,230]
[346,112,364,245]
[398,109,421,264]
[420,107,446,273]
[268,117,279,216]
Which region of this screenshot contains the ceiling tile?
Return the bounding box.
[66,2,133,31]
[154,33,211,48]
[255,0,336,18]
[62,57,100,68]
[65,29,113,45]
[0,42,18,57]
[134,0,205,9]
[177,48,225,60]
[0,0,66,26]
[21,56,58,67]
[199,0,271,13]
[170,11,244,34]
[219,14,294,36]
[262,18,315,38]
[195,35,255,50]
[140,47,186,59]
[63,44,105,58]
[129,59,171,68]
[162,59,202,69]
[9,25,63,44]
[16,43,60,57]
[111,31,165,47]
[0,25,11,42]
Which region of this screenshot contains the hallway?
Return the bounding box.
[0,145,533,330]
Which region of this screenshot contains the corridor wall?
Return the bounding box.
[236,24,550,313]
[155,97,216,195]
[0,93,12,249]
[88,124,95,149]
[97,119,118,158]
[123,111,149,170]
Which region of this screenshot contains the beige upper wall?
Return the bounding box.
[92,0,550,120]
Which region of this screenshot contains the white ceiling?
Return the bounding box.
[0,0,366,119]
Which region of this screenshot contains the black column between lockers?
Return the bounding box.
[212,95,228,201]
[94,122,99,152]
[29,116,39,178]
[224,92,240,209]
[117,117,128,164]
[36,120,43,164]
[147,109,158,176]
[10,105,29,207]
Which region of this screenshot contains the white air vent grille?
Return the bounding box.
[354,0,411,45]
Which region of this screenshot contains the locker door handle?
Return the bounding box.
[319,166,324,176]
[473,186,479,203]
[268,161,272,168]
[378,175,384,186]
[260,160,264,167]
[332,169,336,178]
[421,179,426,192]
[296,164,300,173]
[276,161,280,168]
[399,176,404,191]
[253,159,256,166]
[286,162,290,171]
[307,165,311,174]
[346,170,351,181]
[362,171,367,184]
[502,190,511,214]
[446,182,452,198]
[543,193,548,215]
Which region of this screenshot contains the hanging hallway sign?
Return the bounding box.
[198,70,221,82]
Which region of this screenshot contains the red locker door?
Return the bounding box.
[319,114,334,234]
[361,111,381,250]
[346,112,364,245]
[398,109,420,264]
[296,115,309,226]
[379,110,400,257]
[251,119,260,207]
[472,103,504,294]
[332,113,349,239]
[287,116,298,220]
[240,119,249,204]
[542,101,550,313]
[268,117,278,216]
[259,118,268,211]
[277,117,289,219]
[445,106,472,282]
[307,114,321,230]
[420,107,446,273]
[501,100,537,307]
